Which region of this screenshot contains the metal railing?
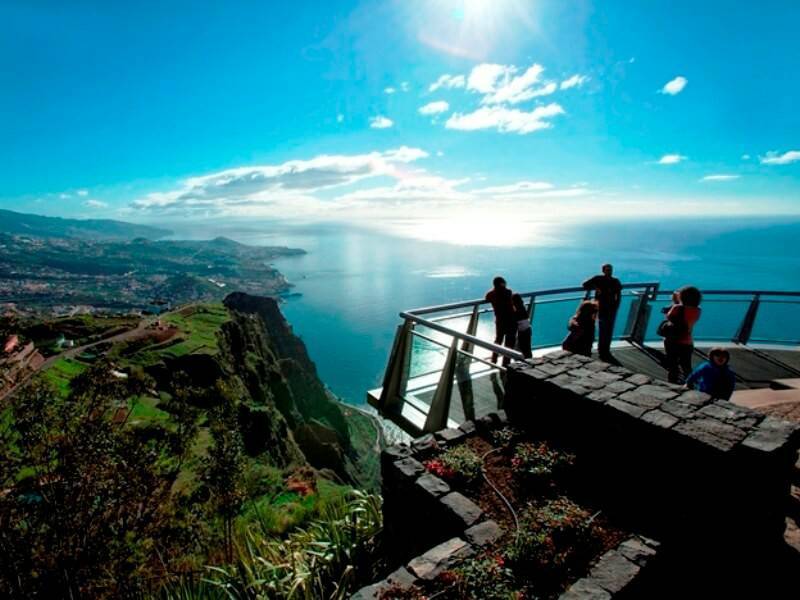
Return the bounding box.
[373,284,800,434]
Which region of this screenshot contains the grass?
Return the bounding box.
[158,304,229,358]
[128,396,171,423]
[42,358,87,397]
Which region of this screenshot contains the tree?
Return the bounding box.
[201,381,246,563]
[0,362,186,598]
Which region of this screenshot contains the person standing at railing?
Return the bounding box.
[512,293,532,359]
[581,264,622,361]
[485,276,516,365]
[661,286,702,383]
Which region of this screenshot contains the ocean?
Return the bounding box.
[172,217,800,404]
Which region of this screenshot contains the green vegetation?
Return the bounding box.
[1,296,382,599]
[42,357,87,397]
[160,304,229,357]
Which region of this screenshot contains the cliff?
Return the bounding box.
[217,292,376,487]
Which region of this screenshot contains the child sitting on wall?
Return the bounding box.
[684,347,736,400]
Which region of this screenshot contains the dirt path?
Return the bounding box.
[0,316,157,403]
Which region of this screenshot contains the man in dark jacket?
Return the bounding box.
[485,276,515,365]
[582,264,622,361]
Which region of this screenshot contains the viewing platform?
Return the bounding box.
[367,283,800,437]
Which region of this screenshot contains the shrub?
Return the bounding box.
[450,555,520,600]
[424,445,483,487]
[511,441,574,483]
[505,497,597,594]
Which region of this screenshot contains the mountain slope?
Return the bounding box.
[0,208,171,240]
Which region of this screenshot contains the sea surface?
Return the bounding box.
[172,217,800,405]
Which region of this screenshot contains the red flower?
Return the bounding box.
[495,555,505,567]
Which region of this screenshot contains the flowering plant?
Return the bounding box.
[511,441,575,481]
[423,445,482,486]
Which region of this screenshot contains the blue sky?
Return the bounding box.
[1,0,799,241]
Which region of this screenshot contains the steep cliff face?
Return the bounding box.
[219,292,373,486]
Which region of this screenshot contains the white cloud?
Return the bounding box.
[384,87,396,94]
[336,114,344,123]
[741,154,751,160]
[467,63,516,94]
[132,147,429,214]
[701,174,740,182]
[436,151,444,157]
[429,74,466,92]
[560,74,588,90]
[480,64,555,104]
[84,199,108,208]
[760,150,800,165]
[418,101,450,115]
[474,181,554,194]
[660,76,687,95]
[445,103,565,134]
[59,193,71,200]
[657,154,687,165]
[77,189,89,197]
[370,116,394,129]
[400,81,410,92]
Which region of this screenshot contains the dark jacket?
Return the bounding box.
[562,314,595,356]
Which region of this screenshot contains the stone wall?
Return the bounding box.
[505,351,800,594]
[354,411,658,599]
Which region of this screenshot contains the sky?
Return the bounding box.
[1,0,799,244]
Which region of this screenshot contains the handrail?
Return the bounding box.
[400,310,526,361]
[653,290,800,297]
[376,284,800,435]
[407,282,660,316]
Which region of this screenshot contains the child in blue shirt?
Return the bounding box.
[685,347,736,400]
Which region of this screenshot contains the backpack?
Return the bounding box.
[656,305,688,339]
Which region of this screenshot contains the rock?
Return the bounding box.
[560,578,613,600]
[617,536,658,566]
[617,389,665,410]
[605,380,636,395]
[393,457,425,479]
[588,550,641,593]
[678,390,712,407]
[435,427,465,445]
[407,537,474,580]
[385,566,419,588]
[458,420,477,435]
[641,409,679,429]
[415,473,451,498]
[440,492,483,528]
[589,370,624,383]
[464,520,503,547]
[587,389,618,404]
[411,434,438,458]
[673,419,742,452]
[742,416,800,454]
[660,399,698,420]
[626,373,652,386]
[608,398,648,419]
[381,445,412,470]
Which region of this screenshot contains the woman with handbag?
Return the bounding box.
[660,286,702,383]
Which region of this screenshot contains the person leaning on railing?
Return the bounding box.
[581,264,622,362]
[485,276,516,366]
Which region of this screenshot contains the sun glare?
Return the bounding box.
[413,0,538,59]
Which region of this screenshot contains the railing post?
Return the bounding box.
[424,337,459,432]
[460,305,480,354]
[378,319,413,413]
[625,284,658,344]
[734,293,761,345]
[526,295,536,348]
